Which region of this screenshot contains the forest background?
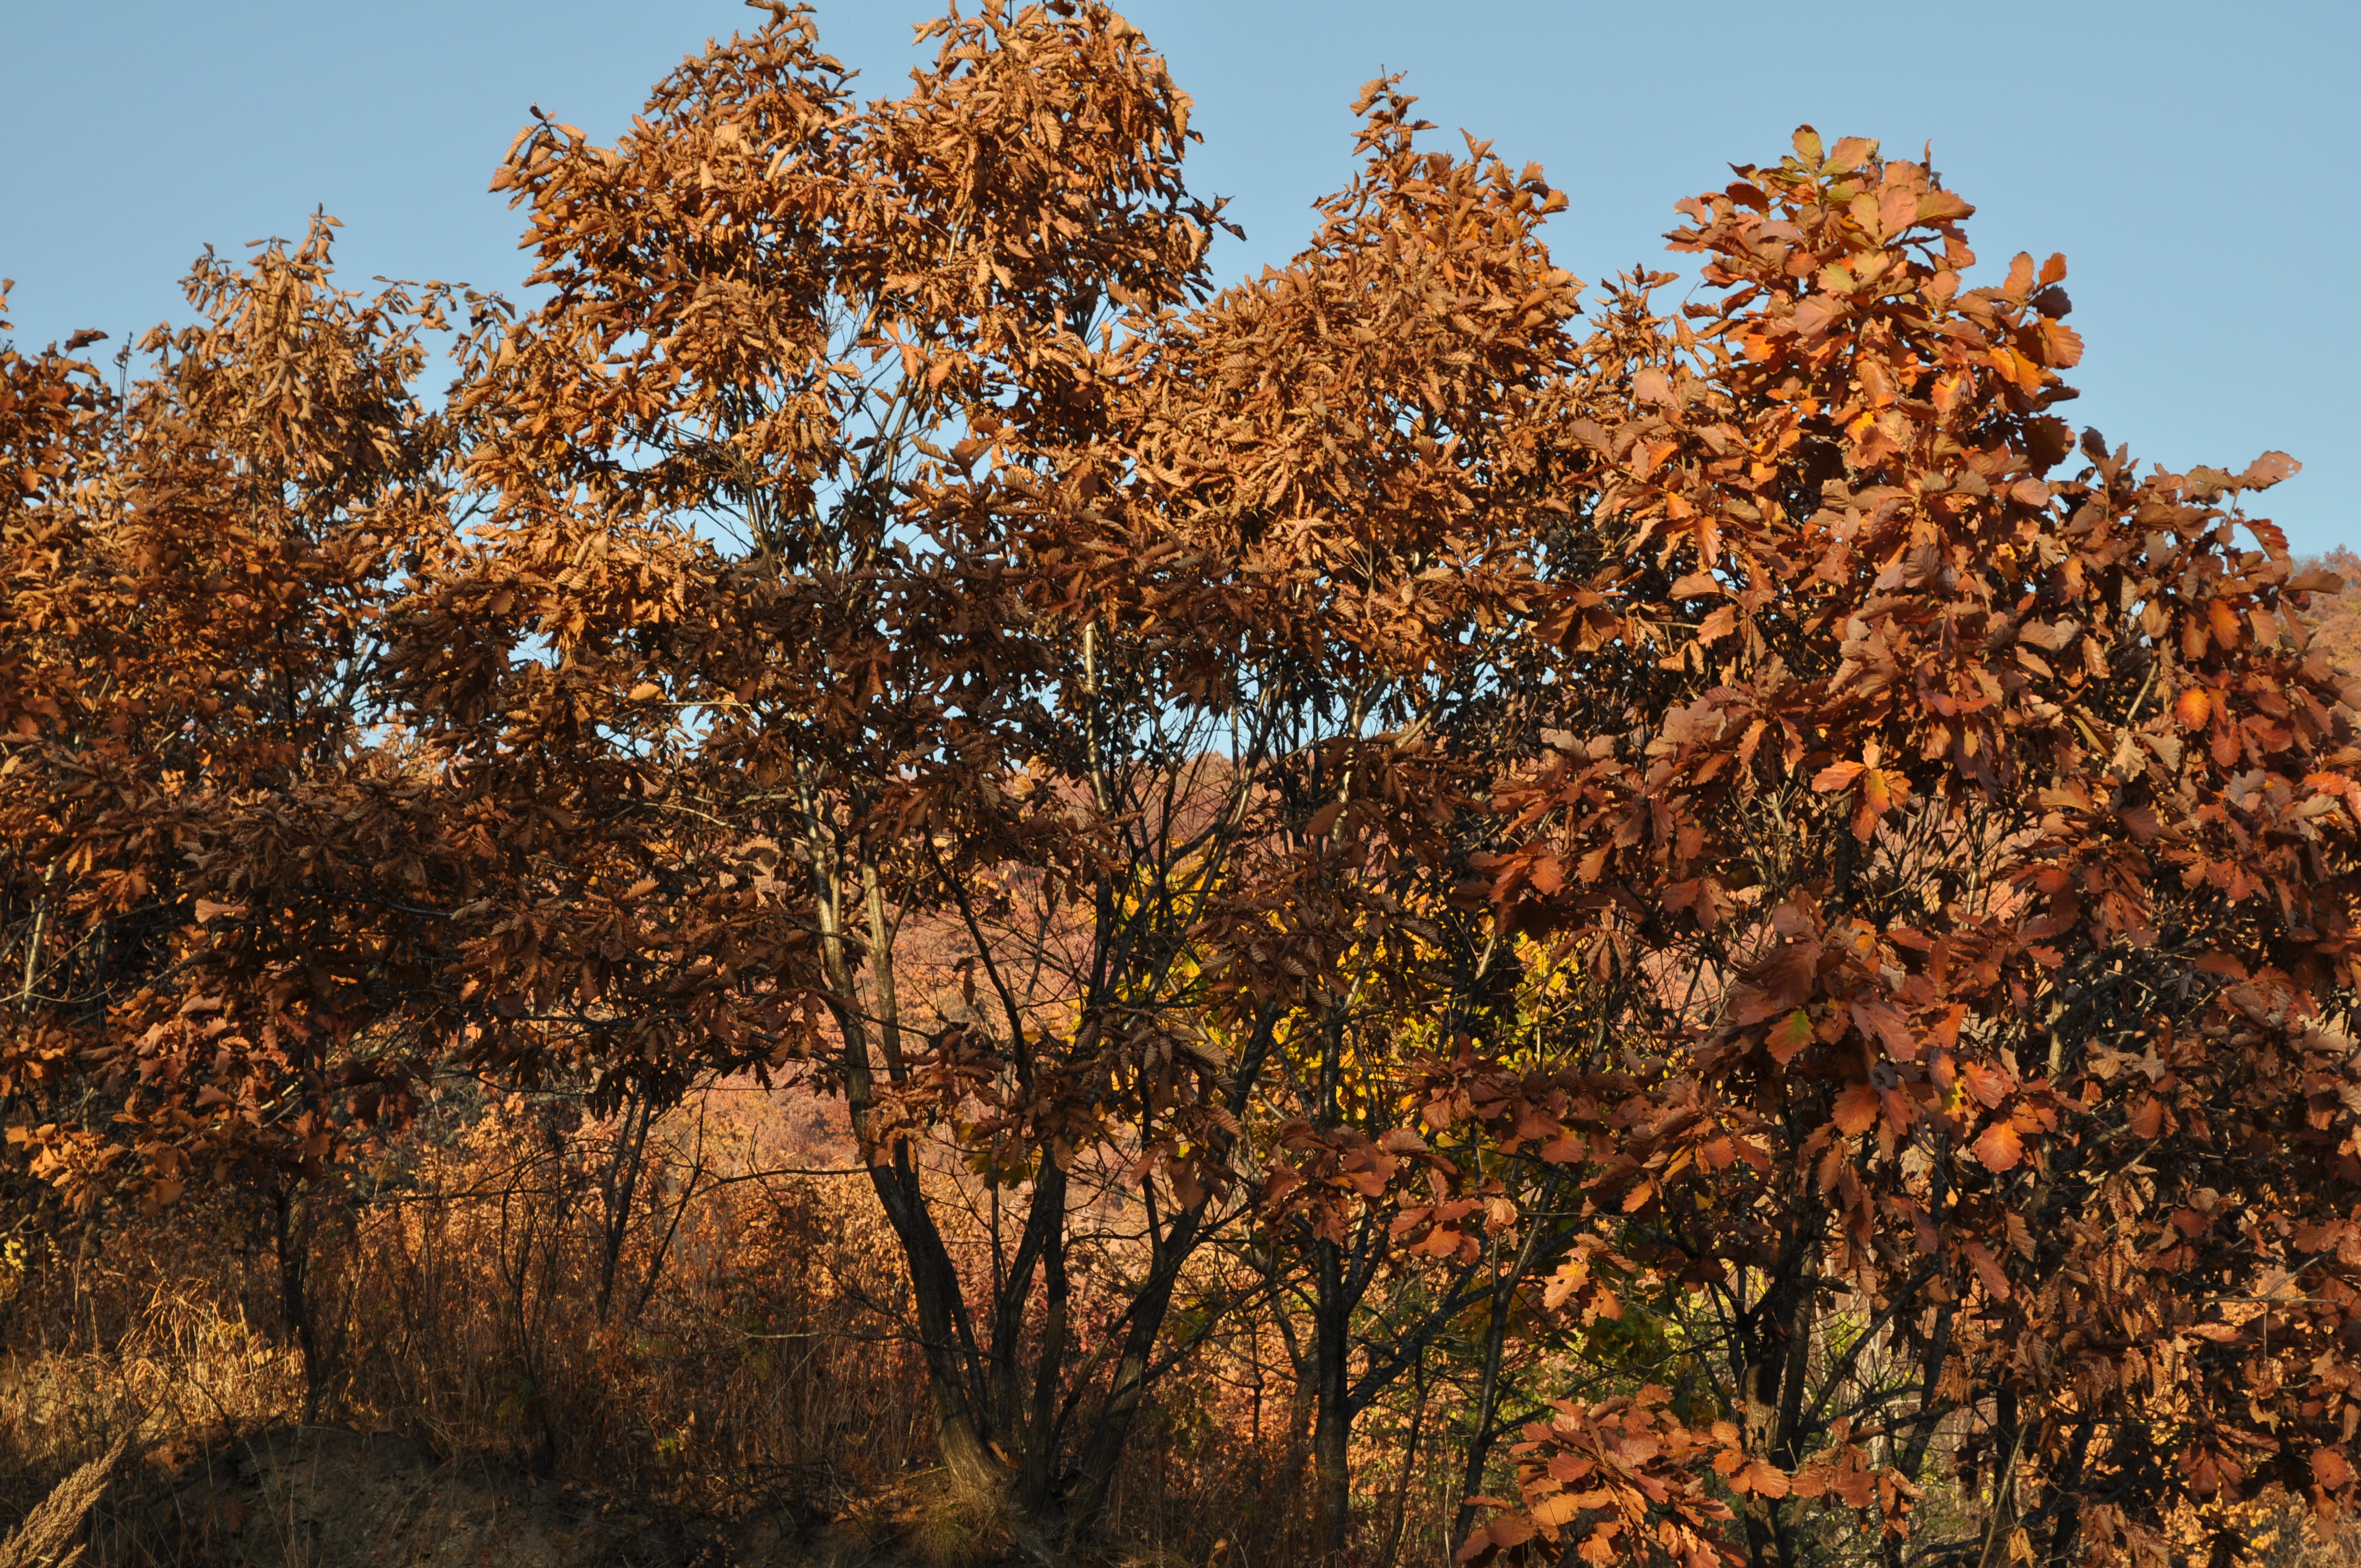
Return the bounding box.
[6,4,2361,1568]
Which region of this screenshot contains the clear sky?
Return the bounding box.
[6,1,2352,552]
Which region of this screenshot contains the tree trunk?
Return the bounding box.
[269,1182,325,1422]
[1312,1235,1352,1561]
[1065,1201,1207,1533]
[1447,1264,1513,1554]
[1738,1260,1818,1568]
[592,1092,652,1323]
[1375,1352,1431,1568]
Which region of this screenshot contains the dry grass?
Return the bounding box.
[0,1086,1482,1567]
[1,1430,127,1568]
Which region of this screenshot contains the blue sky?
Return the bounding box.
[6,1,2352,552]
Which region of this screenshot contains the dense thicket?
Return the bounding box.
[5,6,2357,1566]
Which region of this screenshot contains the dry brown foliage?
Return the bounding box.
[6,8,2358,1568]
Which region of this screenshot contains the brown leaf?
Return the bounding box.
[1766,1008,1814,1064]
[1961,1239,2011,1301]
[1971,1121,2022,1171]
[2243,451,2301,489]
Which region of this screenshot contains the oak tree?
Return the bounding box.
[1457,129,2361,1568]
